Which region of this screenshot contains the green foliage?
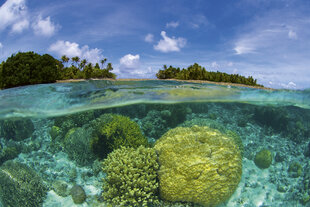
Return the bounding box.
[91,113,148,159]
[156,63,263,87]
[102,146,159,206]
[0,51,117,89]
[58,55,116,80]
[0,161,48,207]
[254,149,272,169]
[0,118,34,141]
[0,51,61,89]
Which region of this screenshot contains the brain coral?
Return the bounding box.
[102,146,159,206]
[91,113,148,158]
[154,125,242,207]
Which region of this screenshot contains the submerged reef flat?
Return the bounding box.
[0,79,309,119]
[0,80,310,207]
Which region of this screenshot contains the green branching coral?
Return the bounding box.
[102,146,159,206]
[91,113,148,158]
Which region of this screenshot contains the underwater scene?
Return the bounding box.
[0,80,310,207]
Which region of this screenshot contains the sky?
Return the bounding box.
[0,0,310,89]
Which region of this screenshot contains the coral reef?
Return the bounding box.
[52,110,95,138]
[0,146,20,165]
[226,130,244,157]
[0,161,47,207]
[102,146,159,206]
[0,118,34,141]
[141,110,169,139]
[70,184,87,204]
[154,125,242,207]
[52,180,69,197]
[253,106,289,132]
[252,106,310,143]
[91,113,148,158]
[288,162,303,178]
[49,125,61,140]
[63,126,96,166]
[145,103,190,128]
[254,149,272,169]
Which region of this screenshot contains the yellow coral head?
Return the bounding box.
[154,125,242,207]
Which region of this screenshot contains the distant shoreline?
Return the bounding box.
[56,78,274,90]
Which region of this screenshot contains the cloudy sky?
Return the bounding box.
[0,0,310,89]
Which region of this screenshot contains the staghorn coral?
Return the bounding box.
[91,113,148,158]
[154,125,242,207]
[102,146,159,207]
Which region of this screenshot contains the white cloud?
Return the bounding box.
[0,0,28,33]
[189,14,209,29]
[288,30,297,39]
[154,31,186,53]
[117,54,155,78]
[144,33,154,43]
[32,16,58,37]
[11,19,29,33]
[49,40,104,63]
[166,21,179,28]
[230,9,310,89]
[49,40,81,57]
[234,44,256,55]
[211,61,220,68]
[227,62,234,67]
[233,12,305,56]
[0,42,3,49]
[280,81,297,89]
[120,54,140,69]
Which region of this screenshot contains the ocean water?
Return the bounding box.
[0,80,309,207]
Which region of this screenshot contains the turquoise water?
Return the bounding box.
[0,80,310,207]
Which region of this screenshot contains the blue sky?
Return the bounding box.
[0,0,310,89]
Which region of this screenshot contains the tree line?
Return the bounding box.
[0,51,116,89]
[156,63,263,87]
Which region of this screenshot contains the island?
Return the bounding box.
[0,51,116,89]
[0,51,264,90]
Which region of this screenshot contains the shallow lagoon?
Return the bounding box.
[0,80,310,207]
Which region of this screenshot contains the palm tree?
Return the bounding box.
[71,56,80,67]
[61,55,69,67]
[106,63,113,71]
[100,58,107,69]
[79,59,87,70]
